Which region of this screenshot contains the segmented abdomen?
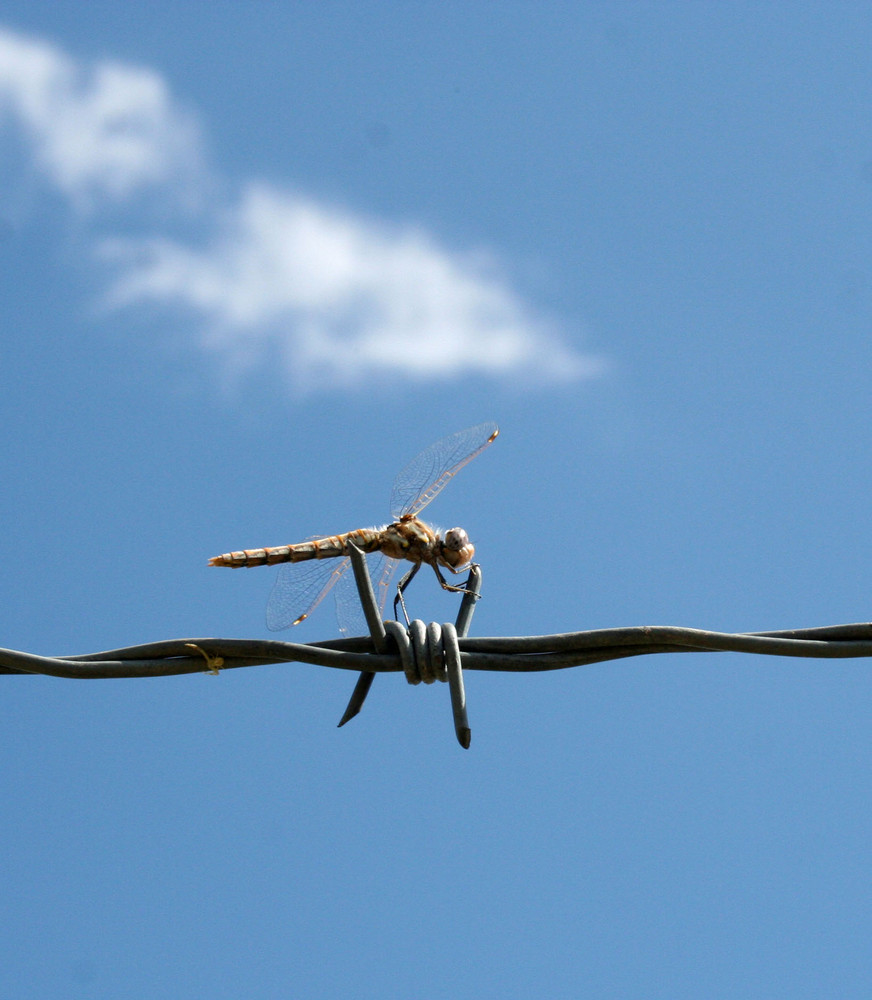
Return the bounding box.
[208,527,380,568]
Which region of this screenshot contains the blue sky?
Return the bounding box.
[3,3,872,997]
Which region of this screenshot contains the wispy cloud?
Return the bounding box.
[100,184,600,387]
[0,28,202,207]
[0,25,604,390]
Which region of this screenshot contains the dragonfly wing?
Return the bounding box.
[266,556,350,631]
[334,554,400,636]
[389,421,499,519]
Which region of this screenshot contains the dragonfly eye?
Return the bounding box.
[443,527,470,551]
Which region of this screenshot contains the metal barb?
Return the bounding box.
[384,618,469,746]
[455,564,482,638]
[335,558,483,746]
[346,543,387,650]
[337,543,387,727]
[337,671,375,727]
[442,622,470,748]
[441,564,482,746]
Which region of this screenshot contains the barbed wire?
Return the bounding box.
[4,545,872,747]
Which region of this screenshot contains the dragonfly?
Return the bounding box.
[209,422,499,633]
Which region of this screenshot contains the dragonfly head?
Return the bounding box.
[440,527,475,569]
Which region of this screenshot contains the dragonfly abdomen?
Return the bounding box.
[209,528,381,568]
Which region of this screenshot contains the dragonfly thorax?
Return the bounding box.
[385,515,475,571]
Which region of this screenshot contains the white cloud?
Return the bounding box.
[101,184,603,387]
[0,27,202,206]
[0,25,603,390]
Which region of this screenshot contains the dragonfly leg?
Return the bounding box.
[394,562,421,625]
[431,562,479,596]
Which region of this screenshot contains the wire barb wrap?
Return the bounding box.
[384,619,448,684]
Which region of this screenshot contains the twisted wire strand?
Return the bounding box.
[3,622,872,679]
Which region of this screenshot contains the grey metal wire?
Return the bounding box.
[4,558,872,746]
[5,622,872,680]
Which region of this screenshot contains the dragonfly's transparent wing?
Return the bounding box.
[266,556,351,631]
[334,553,401,636]
[389,421,499,519]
